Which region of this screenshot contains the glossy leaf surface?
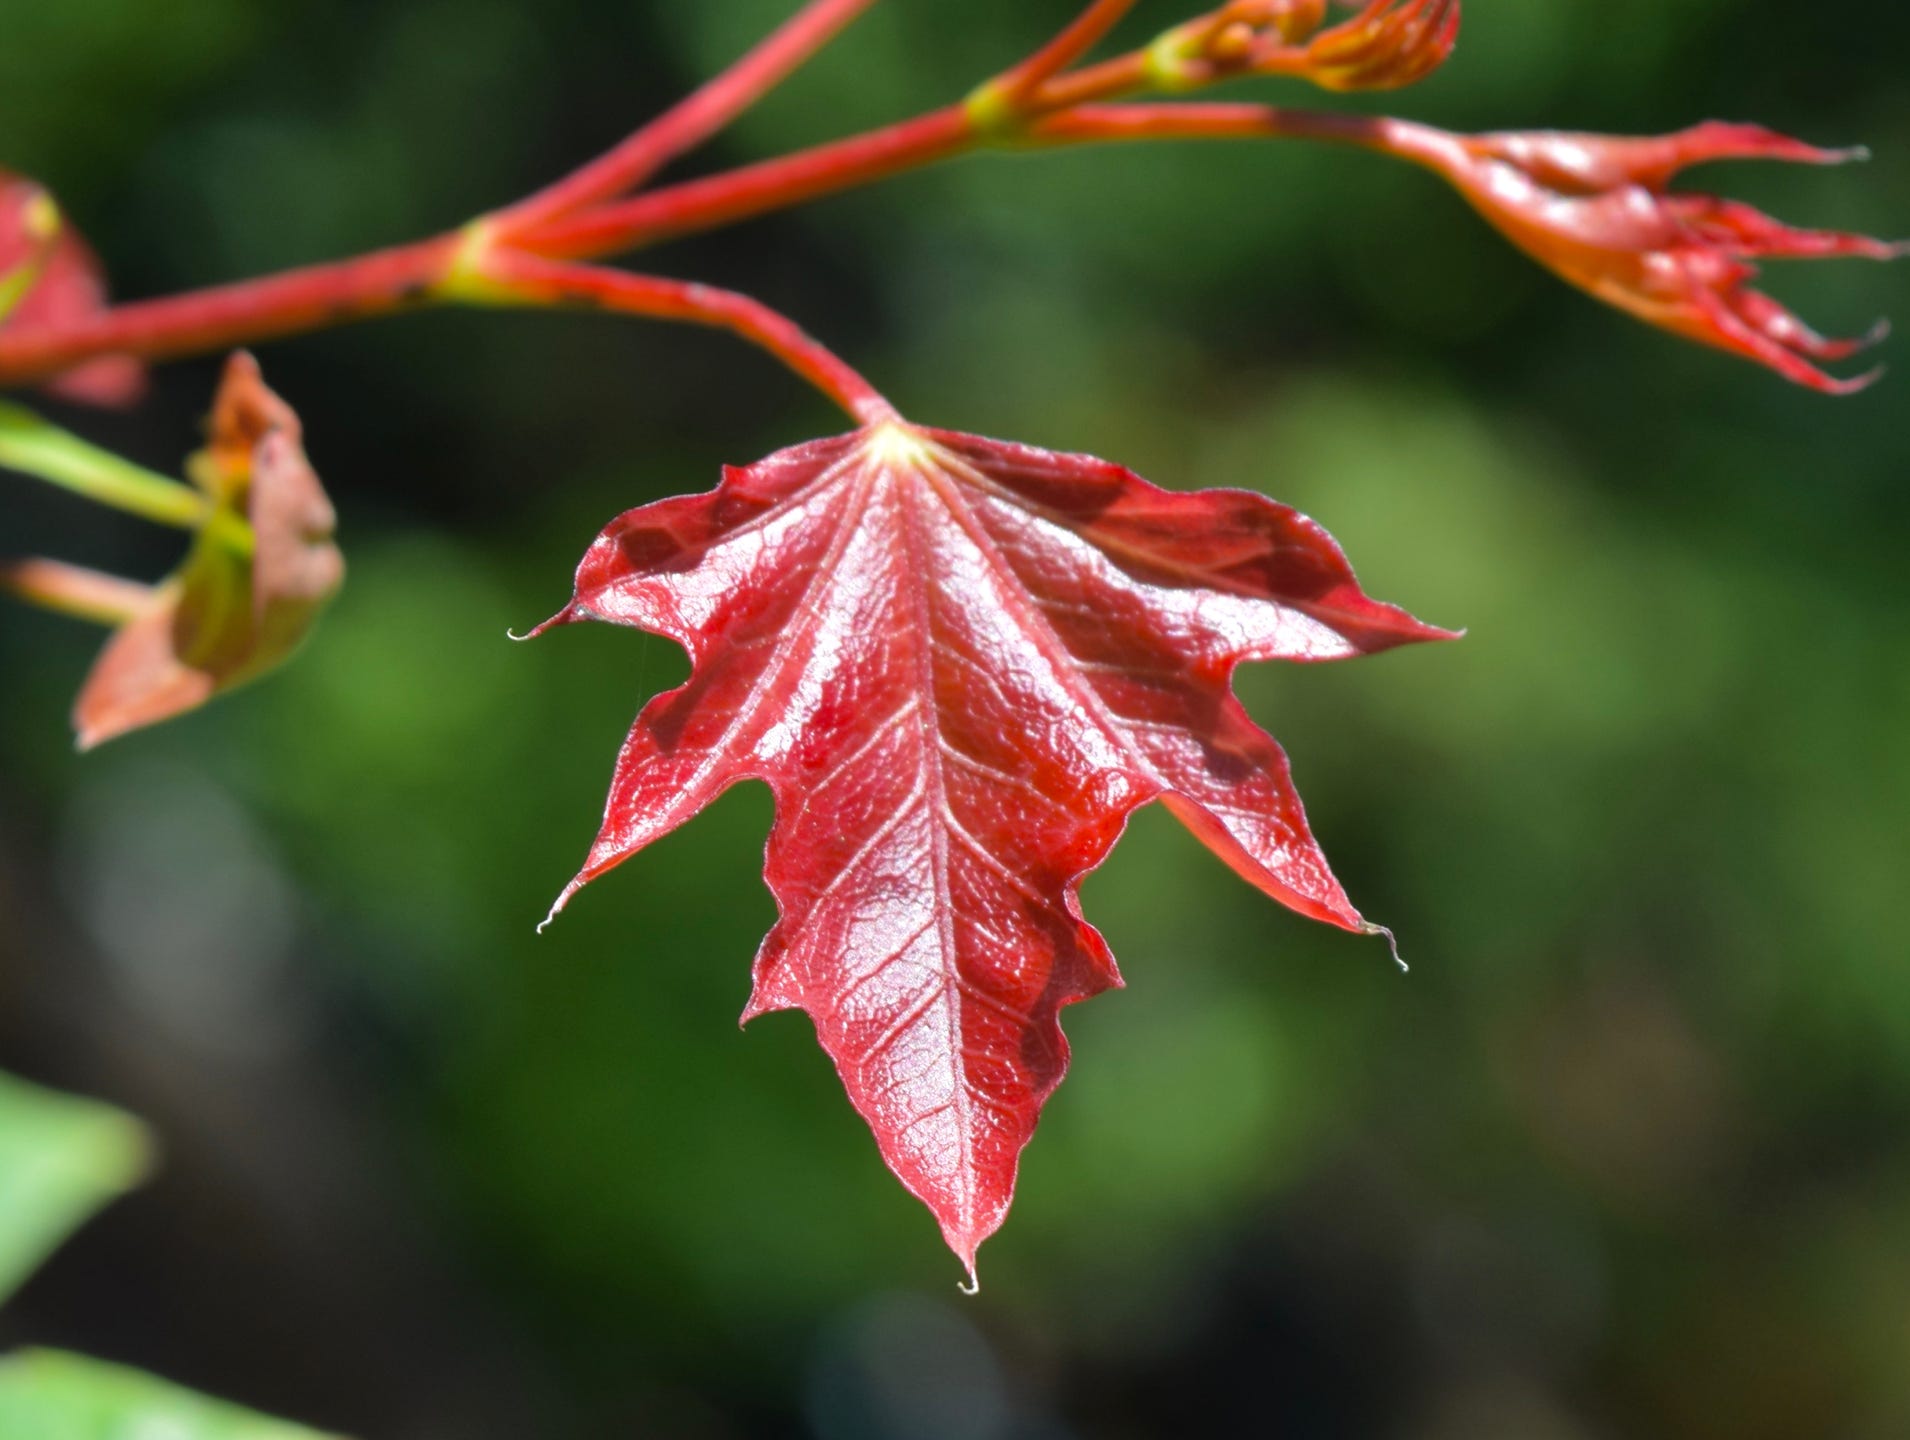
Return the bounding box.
[540,422,1451,1275]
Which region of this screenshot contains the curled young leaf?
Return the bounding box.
[1168,0,1457,93]
[1230,0,1459,91]
[73,353,343,749]
[538,420,1452,1278]
[0,170,144,406]
[1409,122,1907,392]
[1265,1,1331,45]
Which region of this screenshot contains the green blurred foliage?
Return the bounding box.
[3,1,1909,1437]
[0,1076,334,1440]
[0,1351,337,1440]
[0,1075,146,1304]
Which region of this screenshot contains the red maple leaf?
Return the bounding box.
[535,421,1453,1281]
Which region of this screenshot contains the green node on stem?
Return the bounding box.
[434,220,526,307]
[961,77,1027,140]
[1142,23,1210,92]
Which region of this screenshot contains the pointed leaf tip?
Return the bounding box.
[1822,364,1886,396]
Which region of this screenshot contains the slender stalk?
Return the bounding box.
[460,251,896,424]
[0,237,459,395]
[0,557,155,627]
[518,41,1320,262]
[1028,103,1459,182]
[1022,50,1162,111]
[498,0,886,235]
[977,0,1143,116]
[512,107,975,259]
[1027,101,1401,152]
[0,401,207,528]
[0,32,1436,390]
[513,96,1417,260]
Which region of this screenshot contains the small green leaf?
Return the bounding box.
[0,1074,150,1304]
[0,1351,342,1440]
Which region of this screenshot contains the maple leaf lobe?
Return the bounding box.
[539,421,1451,1274]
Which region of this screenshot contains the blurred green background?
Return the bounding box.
[3,1,1908,1436]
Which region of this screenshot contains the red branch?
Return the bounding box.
[497,0,886,235]
[0,4,1372,403]
[0,4,1480,410]
[511,108,977,258]
[1029,101,1392,149]
[469,252,896,425]
[0,238,458,390]
[985,0,1142,109]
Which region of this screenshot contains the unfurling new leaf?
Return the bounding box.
[71,353,344,748]
[1414,122,1907,392]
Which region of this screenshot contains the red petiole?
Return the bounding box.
[464,251,897,424]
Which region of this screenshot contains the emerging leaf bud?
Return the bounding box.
[1402,121,1907,392]
[1269,2,1331,44]
[0,170,145,406]
[1235,0,1459,91]
[71,353,343,748]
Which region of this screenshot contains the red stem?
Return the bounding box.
[0,109,979,390]
[990,0,1142,105]
[1021,50,1158,112]
[513,107,976,259]
[1028,101,1402,152]
[516,99,1428,260]
[473,251,896,424]
[497,0,885,235]
[0,75,1439,397]
[0,237,457,389]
